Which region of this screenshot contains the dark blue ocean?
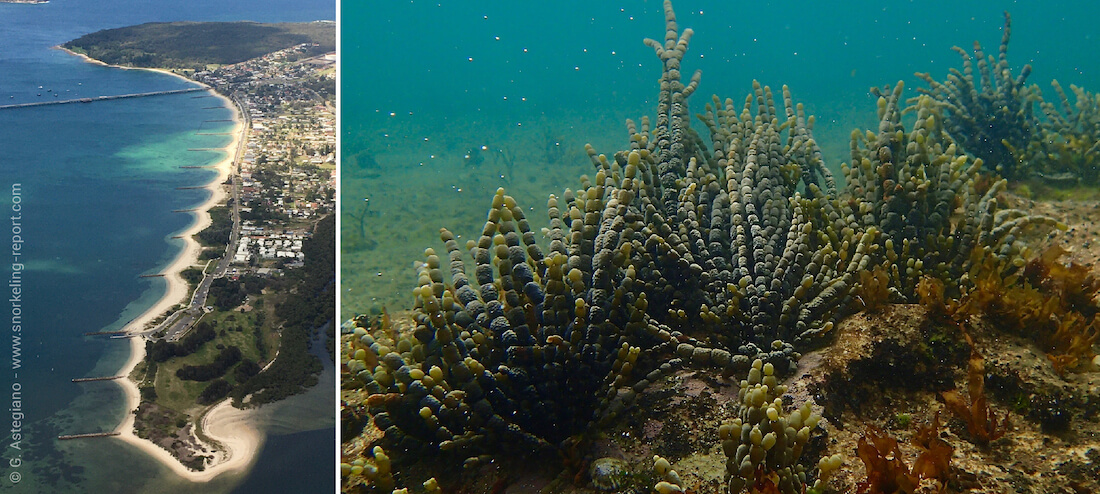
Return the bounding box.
[341,0,1100,316]
[0,1,333,493]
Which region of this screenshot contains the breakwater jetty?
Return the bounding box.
[0,87,207,110]
[58,432,121,440]
[72,375,125,383]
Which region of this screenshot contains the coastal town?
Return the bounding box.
[197,41,335,271]
[116,38,336,472]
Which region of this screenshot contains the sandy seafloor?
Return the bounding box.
[340,1,1100,493]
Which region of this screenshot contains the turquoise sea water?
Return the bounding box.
[340,0,1100,316]
[0,1,333,492]
[345,0,1098,130]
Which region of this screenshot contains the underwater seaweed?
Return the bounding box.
[855,428,918,494]
[339,0,862,473]
[341,3,1091,491]
[919,244,1100,376]
[343,1,740,468]
[910,412,953,489]
[915,244,1098,377]
[1008,81,1100,186]
[853,265,893,313]
[855,413,953,494]
[623,79,876,358]
[988,245,1100,374]
[718,359,822,494]
[841,83,1061,301]
[940,342,1010,445]
[913,11,1038,181]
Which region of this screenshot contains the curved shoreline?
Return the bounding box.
[61,48,263,482]
[56,46,201,84]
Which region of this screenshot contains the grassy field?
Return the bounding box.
[149,291,281,415]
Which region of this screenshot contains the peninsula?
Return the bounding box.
[63,22,335,481]
[63,21,334,73]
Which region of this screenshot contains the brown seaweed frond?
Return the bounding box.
[974,245,1100,374]
[1045,313,1100,375]
[1023,245,1100,372]
[856,414,954,494]
[854,265,893,313]
[940,343,1010,445]
[911,412,953,490]
[911,273,1014,443]
[745,463,785,494]
[925,245,1099,375]
[915,276,967,325]
[1022,244,1100,315]
[856,428,919,494]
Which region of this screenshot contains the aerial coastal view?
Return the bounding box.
[61,19,337,479]
[0,0,333,492]
[341,1,1099,493]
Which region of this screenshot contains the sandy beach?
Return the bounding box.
[56,46,193,82]
[60,48,265,482]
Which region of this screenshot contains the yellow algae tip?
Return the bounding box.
[655,481,685,494]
